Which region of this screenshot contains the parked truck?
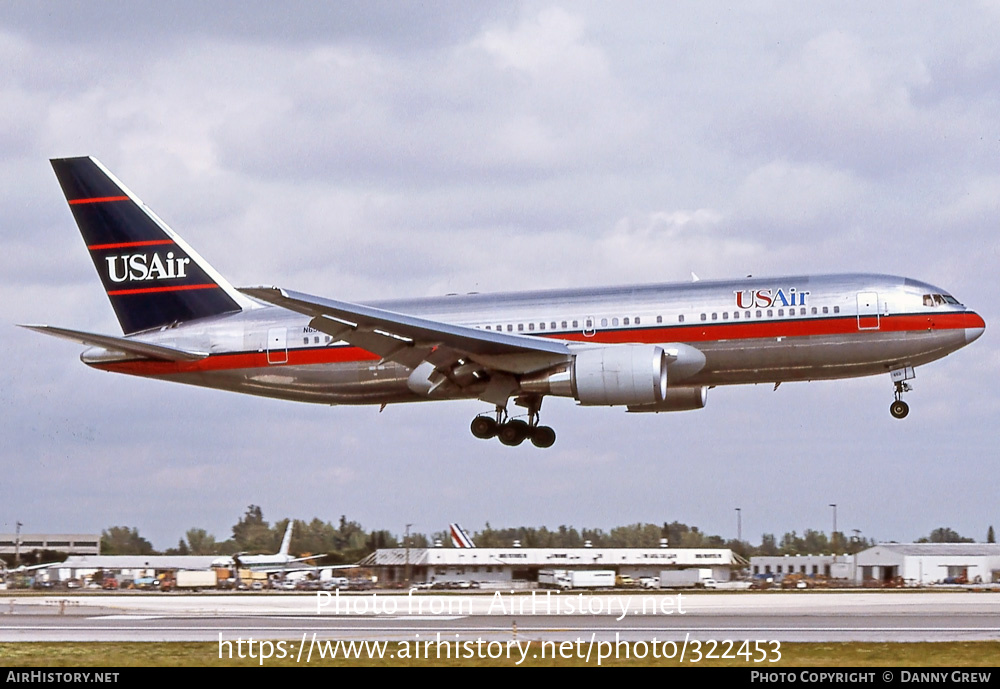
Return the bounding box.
[657,569,704,589]
[538,569,615,590]
[162,570,218,591]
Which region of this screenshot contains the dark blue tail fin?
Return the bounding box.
[51,157,245,334]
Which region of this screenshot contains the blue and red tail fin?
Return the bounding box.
[50,157,245,334]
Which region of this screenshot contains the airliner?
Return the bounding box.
[211,522,324,570]
[24,157,985,448]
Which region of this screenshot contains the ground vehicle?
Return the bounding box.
[657,570,704,589]
[163,570,218,591]
[639,576,659,589]
[538,569,615,590]
[322,576,349,591]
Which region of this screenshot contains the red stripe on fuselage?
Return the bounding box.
[68,195,130,205]
[88,239,175,250]
[106,283,219,296]
[90,311,982,377]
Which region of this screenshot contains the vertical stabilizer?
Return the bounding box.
[279,522,294,556]
[50,157,247,334]
[449,523,476,548]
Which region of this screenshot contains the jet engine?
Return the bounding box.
[627,386,708,412]
[520,344,668,406]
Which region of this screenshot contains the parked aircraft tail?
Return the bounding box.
[449,523,476,548]
[50,157,247,334]
[279,522,294,556]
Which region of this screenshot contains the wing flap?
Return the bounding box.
[20,324,208,361]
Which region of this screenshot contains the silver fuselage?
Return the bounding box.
[82,273,985,406]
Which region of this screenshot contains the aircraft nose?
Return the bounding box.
[965,312,985,344]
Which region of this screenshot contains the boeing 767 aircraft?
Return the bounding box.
[24,157,985,448]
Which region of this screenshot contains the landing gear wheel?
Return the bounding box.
[470,416,498,439]
[498,420,530,446]
[890,400,909,419]
[530,425,556,448]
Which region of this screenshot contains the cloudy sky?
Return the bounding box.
[2,2,998,550]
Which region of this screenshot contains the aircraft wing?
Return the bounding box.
[19,325,208,361]
[240,287,572,378]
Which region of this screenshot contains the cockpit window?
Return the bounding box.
[923,293,963,307]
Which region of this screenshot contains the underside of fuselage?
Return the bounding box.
[109,322,970,406]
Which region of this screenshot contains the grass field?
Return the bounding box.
[2,641,998,667]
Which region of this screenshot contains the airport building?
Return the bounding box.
[47,555,221,582]
[751,544,1000,585]
[750,554,857,581]
[360,546,746,586]
[0,533,100,557]
[856,543,1000,585]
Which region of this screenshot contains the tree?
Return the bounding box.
[987,526,995,544]
[184,528,217,555]
[101,526,154,555]
[917,527,974,543]
[231,505,272,553]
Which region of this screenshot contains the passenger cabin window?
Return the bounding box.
[623,317,629,325]
[678,315,684,323]
[635,316,641,324]
[612,317,619,326]
[518,324,524,332]
[700,313,707,321]
[657,316,663,324]
[528,323,534,331]
[573,320,579,328]
[833,306,840,313]
[722,312,728,320]
[601,318,608,327]
[822,307,828,314]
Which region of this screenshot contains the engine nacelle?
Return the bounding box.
[627,386,708,413]
[521,345,668,406]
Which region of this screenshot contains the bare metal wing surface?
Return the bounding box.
[240,286,573,373]
[18,324,207,361]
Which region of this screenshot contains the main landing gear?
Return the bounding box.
[470,397,556,448]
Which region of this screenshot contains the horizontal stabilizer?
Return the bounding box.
[19,324,208,361]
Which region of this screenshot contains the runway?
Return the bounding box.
[3,591,999,643]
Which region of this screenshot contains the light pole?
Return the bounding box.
[829,504,837,551]
[735,508,742,544]
[14,522,22,567]
[404,523,413,586]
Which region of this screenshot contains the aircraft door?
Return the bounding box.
[857,292,880,330]
[267,327,288,364]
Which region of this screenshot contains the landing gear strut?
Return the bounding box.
[890,382,910,419]
[470,397,556,448]
[889,367,915,419]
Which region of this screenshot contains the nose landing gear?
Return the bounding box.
[889,366,915,419]
[470,396,556,448]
